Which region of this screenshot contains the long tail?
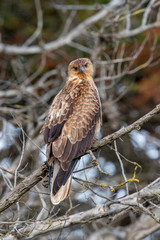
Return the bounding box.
[50,159,78,205]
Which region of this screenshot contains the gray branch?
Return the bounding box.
[0,104,159,214]
[4,176,160,239]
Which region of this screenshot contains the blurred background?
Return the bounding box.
[0,0,160,239]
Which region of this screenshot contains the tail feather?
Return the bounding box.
[51,175,72,205]
[50,159,78,205]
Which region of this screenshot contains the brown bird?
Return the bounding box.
[41,58,102,205]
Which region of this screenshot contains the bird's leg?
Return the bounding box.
[42,165,53,189]
[49,165,53,190]
[41,161,49,188]
[42,177,49,188]
[42,158,53,188]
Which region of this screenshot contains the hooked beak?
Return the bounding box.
[80,66,85,73]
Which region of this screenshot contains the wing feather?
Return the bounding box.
[52,98,101,171]
[60,138,72,162]
[43,77,101,193]
[53,135,68,159]
[41,81,76,144]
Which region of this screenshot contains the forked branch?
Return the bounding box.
[0,104,159,214]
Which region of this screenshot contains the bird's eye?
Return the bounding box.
[84,63,88,67]
[74,67,78,71]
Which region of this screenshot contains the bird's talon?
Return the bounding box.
[42,178,49,188]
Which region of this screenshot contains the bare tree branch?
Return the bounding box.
[91,104,160,151]
[1,1,160,239]
[3,176,160,239]
[52,3,107,11]
[126,214,160,240]
[0,0,125,55]
[23,0,43,47]
[0,104,159,214]
[1,12,159,56]
[0,164,48,213]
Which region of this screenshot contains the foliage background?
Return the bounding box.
[0,0,160,239]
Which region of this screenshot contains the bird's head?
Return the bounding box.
[68,58,93,79]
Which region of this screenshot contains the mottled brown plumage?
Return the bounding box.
[41,58,102,204]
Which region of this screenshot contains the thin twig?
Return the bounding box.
[23,0,43,46]
[0,104,160,214]
[114,140,129,195]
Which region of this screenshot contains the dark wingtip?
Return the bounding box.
[44,127,50,144]
[52,158,79,195]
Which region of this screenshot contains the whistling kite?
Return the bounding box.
[41,58,101,204]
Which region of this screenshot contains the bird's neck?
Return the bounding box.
[67,73,94,83]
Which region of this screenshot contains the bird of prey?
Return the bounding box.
[41,58,102,205]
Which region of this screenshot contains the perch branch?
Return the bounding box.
[0,104,159,214]
[0,164,48,213]
[4,176,160,239]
